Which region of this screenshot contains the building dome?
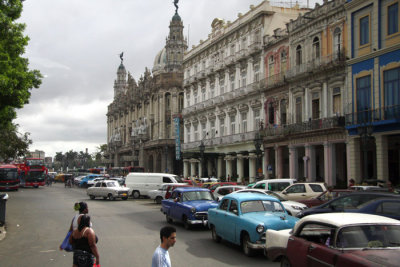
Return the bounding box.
[118,62,126,73]
[152,48,167,74]
[172,12,181,22]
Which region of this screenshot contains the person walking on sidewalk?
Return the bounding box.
[152,226,176,267]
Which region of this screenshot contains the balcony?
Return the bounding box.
[263,116,345,138]
[214,61,224,71]
[249,41,262,54]
[224,55,235,65]
[196,70,206,79]
[235,48,248,61]
[182,131,258,150]
[266,72,285,89]
[121,156,134,162]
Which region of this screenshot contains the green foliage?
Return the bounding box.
[0,0,42,159]
[0,123,31,160]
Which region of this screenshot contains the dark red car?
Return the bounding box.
[298,189,352,207]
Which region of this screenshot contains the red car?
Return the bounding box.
[297,189,352,207]
[266,213,400,267]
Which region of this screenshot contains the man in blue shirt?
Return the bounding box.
[152,226,177,267]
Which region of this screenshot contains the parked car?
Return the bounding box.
[199,177,219,183]
[213,185,247,201]
[161,187,218,230]
[296,192,400,218]
[148,183,189,204]
[265,213,400,267]
[208,192,298,256]
[233,189,308,216]
[79,174,102,188]
[109,176,125,186]
[353,198,400,220]
[74,175,87,186]
[208,182,238,192]
[350,185,391,192]
[298,189,353,208]
[87,177,106,187]
[87,180,130,200]
[250,179,297,192]
[278,182,327,201]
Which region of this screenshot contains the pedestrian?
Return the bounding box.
[348,179,355,189]
[69,214,100,267]
[326,186,334,200]
[152,226,176,267]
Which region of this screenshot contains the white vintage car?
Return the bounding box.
[87,180,130,200]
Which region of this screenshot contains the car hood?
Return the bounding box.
[283,200,307,208]
[185,200,218,211]
[242,212,298,230]
[346,249,400,266]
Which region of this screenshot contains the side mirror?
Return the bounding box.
[232,209,238,215]
[282,191,288,195]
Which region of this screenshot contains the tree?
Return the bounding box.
[0,123,31,161]
[0,0,42,159]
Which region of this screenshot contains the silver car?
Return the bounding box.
[87,180,130,201]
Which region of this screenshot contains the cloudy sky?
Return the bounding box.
[16,0,322,158]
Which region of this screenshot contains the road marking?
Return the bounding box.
[40,250,56,253]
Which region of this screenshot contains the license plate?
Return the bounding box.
[121,193,127,196]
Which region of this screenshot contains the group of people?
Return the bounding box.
[60,202,177,267]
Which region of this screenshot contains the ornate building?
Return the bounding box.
[182,1,308,183]
[105,6,187,174]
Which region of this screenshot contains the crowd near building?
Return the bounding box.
[105,0,400,188]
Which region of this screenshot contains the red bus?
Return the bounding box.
[0,164,20,190]
[17,158,47,188]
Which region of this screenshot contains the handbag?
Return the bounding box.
[73,250,94,267]
[60,231,73,252]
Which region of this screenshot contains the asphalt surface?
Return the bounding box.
[0,183,279,267]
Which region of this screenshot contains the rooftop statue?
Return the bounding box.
[174,0,179,13]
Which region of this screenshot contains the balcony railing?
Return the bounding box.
[266,72,285,88]
[182,131,258,150]
[249,41,262,54]
[224,55,235,65]
[345,105,400,126]
[235,48,248,61]
[263,116,345,138]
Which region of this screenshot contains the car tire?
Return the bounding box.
[211,225,221,243]
[122,197,128,200]
[132,191,140,199]
[280,256,291,267]
[108,194,115,201]
[89,195,95,200]
[242,233,255,257]
[155,196,163,204]
[166,215,173,224]
[183,215,190,230]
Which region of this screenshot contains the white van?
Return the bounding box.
[251,179,297,192]
[125,173,184,198]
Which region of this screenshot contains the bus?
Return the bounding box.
[0,164,20,190]
[17,158,47,188]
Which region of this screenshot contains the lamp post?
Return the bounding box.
[199,140,205,177]
[357,124,373,182]
[253,132,263,180]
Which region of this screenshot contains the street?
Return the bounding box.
[0,184,279,267]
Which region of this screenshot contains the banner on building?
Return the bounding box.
[174,117,181,160]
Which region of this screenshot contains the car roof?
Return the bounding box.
[294,213,400,232]
[224,192,279,202]
[173,187,210,193]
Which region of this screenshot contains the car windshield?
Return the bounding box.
[182,191,214,201]
[241,200,284,214]
[106,181,119,187]
[266,191,285,201]
[336,225,400,248]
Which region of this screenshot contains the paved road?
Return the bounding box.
[0,184,279,267]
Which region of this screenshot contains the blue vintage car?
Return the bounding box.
[161,187,218,229]
[208,193,299,256]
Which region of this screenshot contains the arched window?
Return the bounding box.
[296,45,302,66]
[313,37,320,59]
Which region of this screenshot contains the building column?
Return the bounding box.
[305,144,316,181]
[346,137,361,184]
[324,142,336,186]
[249,153,256,183]
[275,145,283,178]
[237,154,244,184]
[235,63,240,89]
[289,146,298,179]
[198,161,203,178]
[322,82,328,118]
[376,134,389,182]
[190,160,196,177]
[183,160,189,178]
[225,155,233,180]
[264,148,270,179]
[217,156,224,179]
[207,160,213,177]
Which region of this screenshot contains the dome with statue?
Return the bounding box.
[152,47,167,75]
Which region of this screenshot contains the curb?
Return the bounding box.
[0,225,6,241]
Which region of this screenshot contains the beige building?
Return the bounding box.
[182,1,308,182]
[105,9,187,174]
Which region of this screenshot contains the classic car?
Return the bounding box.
[278,182,327,201]
[86,177,106,187]
[161,187,218,229]
[213,185,247,201]
[207,182,238,192]
[250,179,297,192]
[266,213,400,267]
[87,180,130,200]
[233,189,308,216]
[148,183,189,204]
[298,189,353,208]
[296,192,400,218]
[79,174,102,188]
[208,193,298,257]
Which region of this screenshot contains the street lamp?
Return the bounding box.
[199,140,205,177]
[357,123,373,183]
[253,132,263,180]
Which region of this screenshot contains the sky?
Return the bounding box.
[15,0,322,158]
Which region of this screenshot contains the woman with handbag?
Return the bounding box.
[69,214,100,267]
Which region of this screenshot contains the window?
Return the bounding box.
[313,37,320,59]
[280,99,287,125]
[286,184,306,193]
[356,75,371,122]
[201,88,206,101]
[186,126,190,142]
[241,112,247,133]
[254,64,260,82]
[211,120,216,138]
[220,78,225,95]
[312,92,320,119]
[269,55,274,77]
[268,103,274,124]
[376,201,400,216]
[333,87,341,115]
[360,16,370,46]
[230,115,236,134]
[388,3,399,35]
[210,84,215,98]
[230,44,235,55]
[194,91,198,104]
[230,74,235,90]
[254,109,260,130]
[163,177,172,183]
[333,28,342,59]
[241,72,246,88]
[194,124,199,141]
[201,123,206,139]
[229,200,238,214]
[220,119,225,136]
[296,97,302,123]
[296,45,302,65]
[309,184,324,192]
[384,67,400,118]
[281,50,287,62]
[219,199,229,210]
